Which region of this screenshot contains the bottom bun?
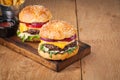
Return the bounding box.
[38,46,79,60]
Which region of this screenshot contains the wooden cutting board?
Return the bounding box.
[0,36,91,72]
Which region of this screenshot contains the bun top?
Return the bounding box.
[40,20,77,40]
[19,5,52,23]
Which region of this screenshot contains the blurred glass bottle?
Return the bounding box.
[0,0,25,17]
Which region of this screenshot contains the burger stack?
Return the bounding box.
[17,5,52,42]
[17,5,79,60]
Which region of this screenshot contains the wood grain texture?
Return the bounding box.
[0,37,90,72]
[0,0,81,80]
[76,0,120,80]
[0,44,81,80]
[0,0,119,80]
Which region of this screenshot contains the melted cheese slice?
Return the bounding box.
[40,40,73,49]
[19,23,40,33]
[19,23,28,32]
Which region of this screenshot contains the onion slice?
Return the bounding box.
[40,34,76,42]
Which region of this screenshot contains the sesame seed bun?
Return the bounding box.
[40,20,77,40]
[19,5,52,23]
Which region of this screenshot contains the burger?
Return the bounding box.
[38,20,79,60]
[17,5,52,42]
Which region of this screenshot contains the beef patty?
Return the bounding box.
[42,41,77,53]
[24,29,40,35]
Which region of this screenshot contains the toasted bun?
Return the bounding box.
[19,5,52,23]
[40,20,77,40]
[38,45,79,60]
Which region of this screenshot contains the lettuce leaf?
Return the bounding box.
[17,30,40,42]
[65,46,77,54]
[39,44,77,58]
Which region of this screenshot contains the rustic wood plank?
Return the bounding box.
[76,0,120,80]
[0,37,90,72]
[0,0,83,80]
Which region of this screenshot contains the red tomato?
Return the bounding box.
[20,21,48,28]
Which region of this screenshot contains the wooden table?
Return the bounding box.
[0,0,120,80]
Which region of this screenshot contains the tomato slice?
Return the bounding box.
[20,21,48,28]
[40,35,76,42]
